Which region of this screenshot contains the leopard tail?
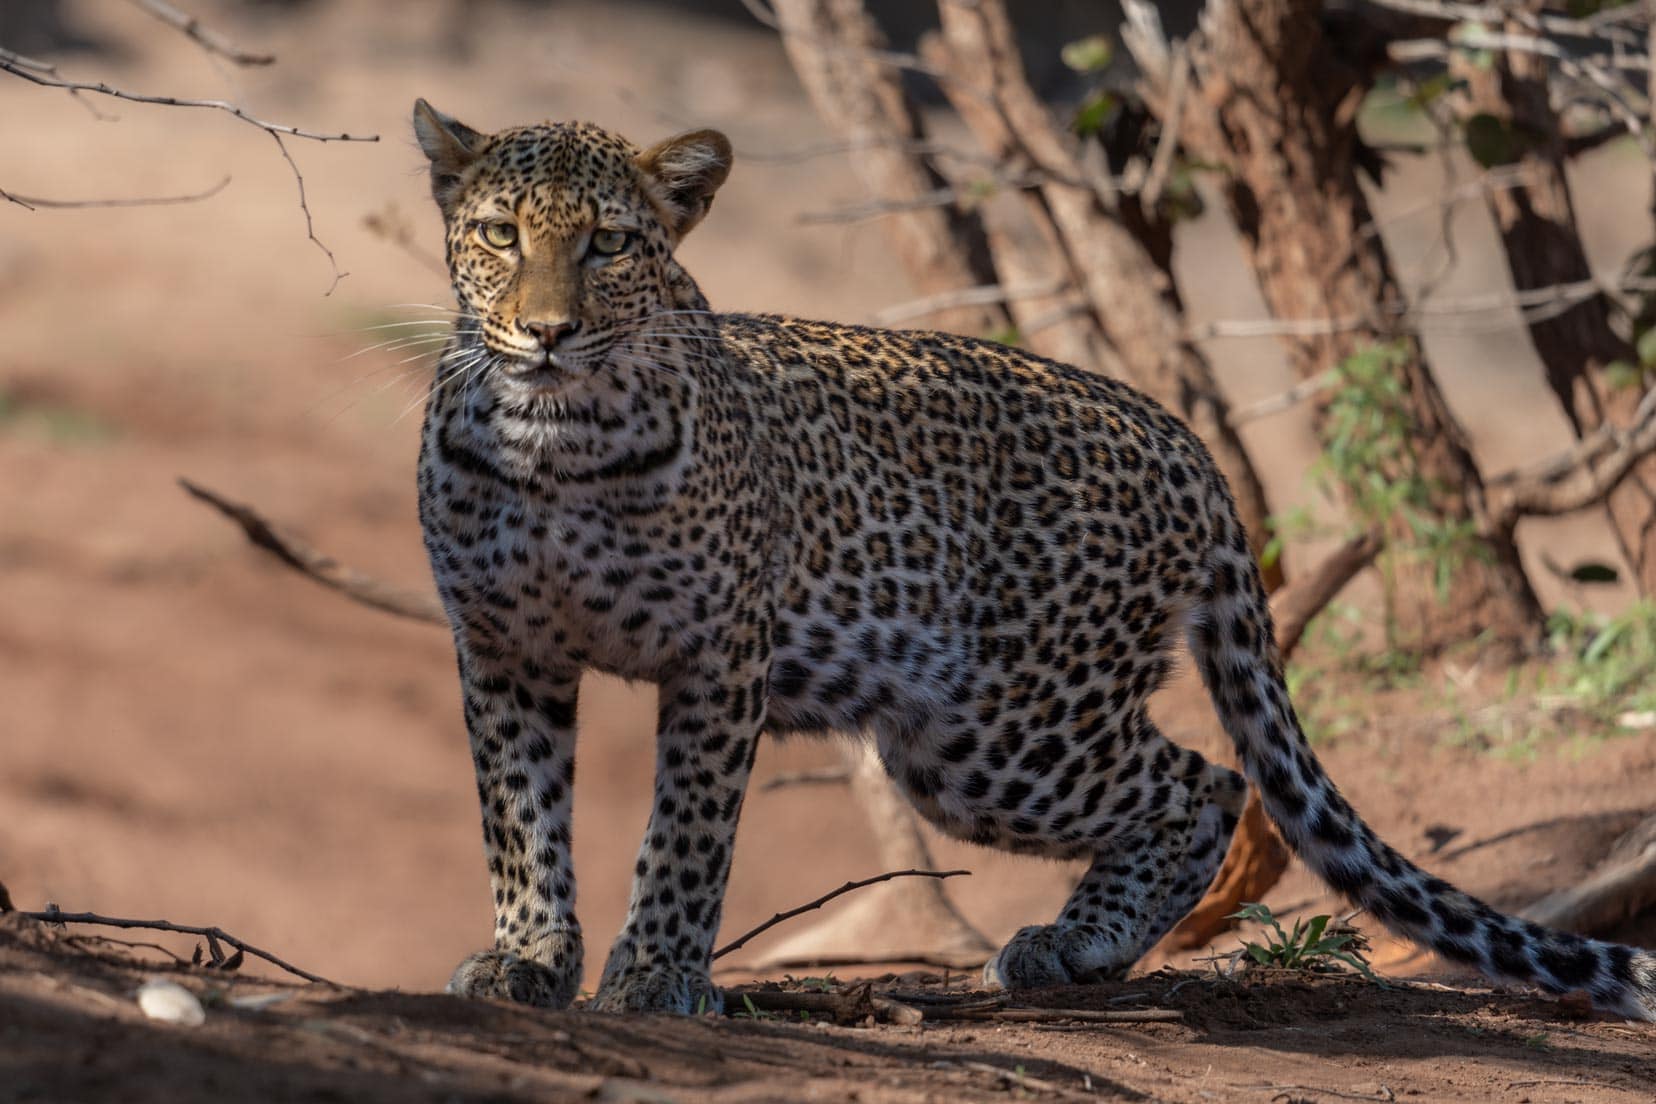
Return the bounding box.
[1189,510,1656,1021]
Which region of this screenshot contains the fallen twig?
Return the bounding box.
[712,868,969,960]
[178,478,447,626]
[931,1005,1183,1024]
[730,982,926,1025]
[952,1058,1094,1098]
[15,905,342,986]
[738,951,988,971]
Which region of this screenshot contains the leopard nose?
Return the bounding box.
[521,318,580,349]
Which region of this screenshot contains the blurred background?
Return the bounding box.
[3,0,1652,993]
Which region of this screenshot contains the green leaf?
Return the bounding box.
[1072,90,1117,138]
[1637,328,1656,368]
[1464,113,1520,168]
[1246,944,1275,966]
[1061,34,1114,74]
[1407,72,1456,109]
[1604,360,1644,391]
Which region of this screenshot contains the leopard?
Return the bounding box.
[409,98,1656,1020]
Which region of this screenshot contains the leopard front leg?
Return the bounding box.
[590,657,767,1014]
[447,649,584,1009]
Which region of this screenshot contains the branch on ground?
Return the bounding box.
[178,479,447,625]
[1521,813,1656,936]
[13,905,343,986]
[728,983,1182,1026]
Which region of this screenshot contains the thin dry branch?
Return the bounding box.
[0,56,373,142]
[178,479,447,625]
[363,205,448,278]
[712,868,970,960]
[1492,385,1656,527]
[16,905,341,986]
[0,175,229,210]
[0,53,375,291]
[128,0,276,66]
[1227,371,1340,425]
[872,278,1066,327]
[267,130,345,294]
[759,767,851,791]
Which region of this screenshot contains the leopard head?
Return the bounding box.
[413,99,730,393]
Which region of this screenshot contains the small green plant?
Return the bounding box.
[782,973,838,992]
[1229,903,1380,982]
[732,993,774,1021]
[1543,602,1656,724]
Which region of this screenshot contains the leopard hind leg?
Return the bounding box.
[981,744,1243,990]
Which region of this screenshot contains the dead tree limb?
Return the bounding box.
[178,479,446,626]
[1521,814,1656,936]
[14,906,343,986]
[711,868,969,961]
[1270,530,1386,659]
[1489,385,1656,531]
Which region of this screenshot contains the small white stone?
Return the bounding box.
[137,978,206,1026]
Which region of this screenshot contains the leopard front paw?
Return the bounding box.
[447,944,581,1009]
[590,940,718,1014]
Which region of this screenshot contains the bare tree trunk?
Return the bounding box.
[1126,0,1544,653]
[925,0,1279,587]
[770,0,1008,336]
[1457,22,1656,595]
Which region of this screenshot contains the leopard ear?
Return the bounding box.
[412,99,485,214]
[635,129,732,241]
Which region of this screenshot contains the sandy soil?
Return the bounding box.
[3,1,1654,1100]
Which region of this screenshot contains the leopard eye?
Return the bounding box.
[590,228,630,257]
[478,222,518,249]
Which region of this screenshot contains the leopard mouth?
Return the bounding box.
[493,346,578,389]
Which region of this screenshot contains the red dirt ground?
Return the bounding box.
[3,2,1654,1100]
